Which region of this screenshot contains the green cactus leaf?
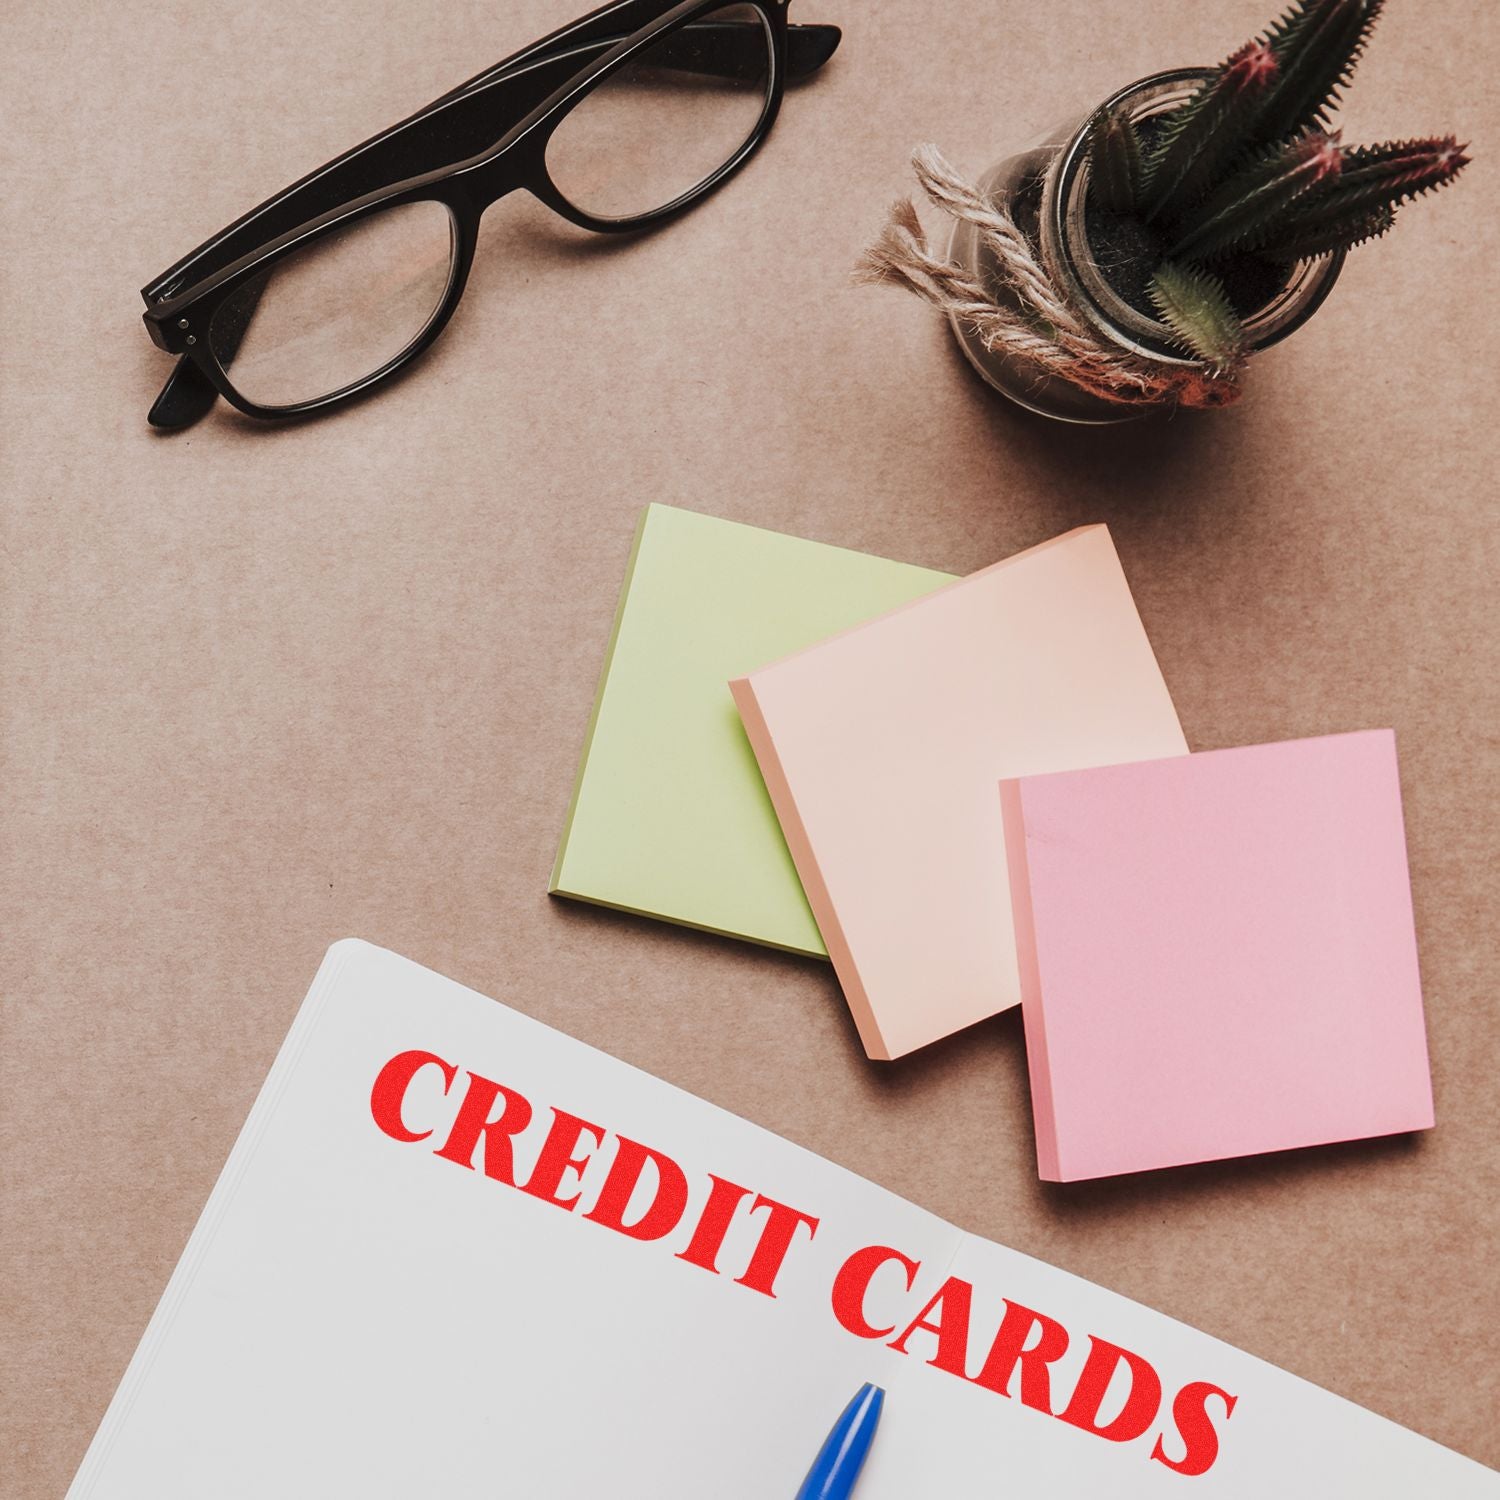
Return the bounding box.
[1088,108,1145,216]
[1147,262,1248,374]
[1171,132,1344,260]
[1289,136,1471,224]
[1259,204,1396,261]
[1143,41,1280,224]
[1252,0,1384,146]
[1232,136,1468,257]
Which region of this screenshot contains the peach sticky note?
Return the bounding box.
[1001,730,1435,1182]
[730,526,1187,1060]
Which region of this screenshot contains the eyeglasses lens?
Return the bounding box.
[546,4,774,221]
[208,199,456,409]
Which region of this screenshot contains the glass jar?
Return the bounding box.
[947,69,1346,424]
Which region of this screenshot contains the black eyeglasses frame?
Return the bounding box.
[140,0,839,427]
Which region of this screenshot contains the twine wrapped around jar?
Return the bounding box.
[857,146,1243,411]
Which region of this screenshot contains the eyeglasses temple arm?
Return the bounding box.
[140,5,637,308]
[145,13,840,305]
[786,21,842,79]
[457,20,840,90]
[634,20,839,81]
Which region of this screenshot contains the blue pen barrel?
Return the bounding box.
[795,1384,885,1500]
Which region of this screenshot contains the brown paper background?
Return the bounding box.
[3,1,1497,1491]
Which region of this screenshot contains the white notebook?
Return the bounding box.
[69,942,1496,1497]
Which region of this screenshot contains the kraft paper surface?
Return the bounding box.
[3,0,1497,1491]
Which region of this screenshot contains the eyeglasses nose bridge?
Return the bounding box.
[450,135,541,224]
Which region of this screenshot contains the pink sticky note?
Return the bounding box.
[731,525,1187,1060]
[1001,730,1434,1182]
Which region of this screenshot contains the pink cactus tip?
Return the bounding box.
[1227,41,1279,90]
[1302,130,1345,181]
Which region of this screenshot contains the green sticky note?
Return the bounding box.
[550,505,954,955]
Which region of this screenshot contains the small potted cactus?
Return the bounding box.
[867,0,1469,423]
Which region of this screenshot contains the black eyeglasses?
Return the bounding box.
[140,0,840,430]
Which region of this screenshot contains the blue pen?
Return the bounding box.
[795,1383,885,1500]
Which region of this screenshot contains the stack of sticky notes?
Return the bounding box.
[554,506,1435,1181]
[550,505,952,954]
[1000,730,1433,1179]
[730,524,1188,1059]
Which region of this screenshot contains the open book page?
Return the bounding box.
[69,942,1497,1497]
[67,941,962,1498]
